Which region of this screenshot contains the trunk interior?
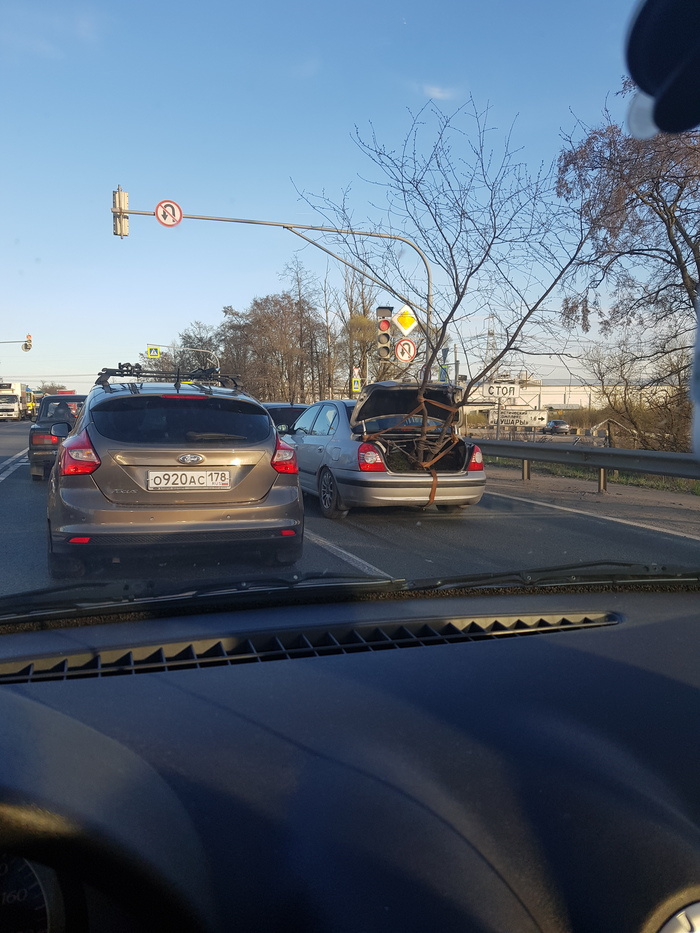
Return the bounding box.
[373,433,469,474]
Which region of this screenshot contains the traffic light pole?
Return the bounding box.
[111,195,435,376]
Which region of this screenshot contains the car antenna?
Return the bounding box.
[174,366,181,393]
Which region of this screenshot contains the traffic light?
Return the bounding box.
[376,306,393,361]
[21,334,32,352]
[112,187,129,237]
[377,316,392,360]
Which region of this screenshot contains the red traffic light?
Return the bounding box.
[378,319,391,332]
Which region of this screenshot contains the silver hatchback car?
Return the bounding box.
[47,368,303,577]
[283,382,485,518]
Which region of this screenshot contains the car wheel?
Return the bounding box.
[31,473,43,482]
[436,504,465,512]
[318,468,349,520]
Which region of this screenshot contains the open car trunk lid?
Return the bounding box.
[349,381,462,434]
[350,382,470,474]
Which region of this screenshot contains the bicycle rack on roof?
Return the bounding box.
[94,363,242,393]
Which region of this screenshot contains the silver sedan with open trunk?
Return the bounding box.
[282,381,485,519]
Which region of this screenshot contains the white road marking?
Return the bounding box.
[487,490,700,543]
[0,448,29,484]
[305,530,391,577]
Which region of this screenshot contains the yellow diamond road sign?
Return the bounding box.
[146,345,161,359]
[393,305,418,337]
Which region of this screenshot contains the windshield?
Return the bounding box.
[3,0,700,605]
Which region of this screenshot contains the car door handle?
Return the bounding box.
[317,446,324,453]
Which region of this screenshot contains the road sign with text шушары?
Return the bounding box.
[146,346,161,359]
[395,338,417,363]
[155,200,183,227]
[392,305,419,337]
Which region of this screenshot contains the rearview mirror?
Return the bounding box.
[50,422,71,438]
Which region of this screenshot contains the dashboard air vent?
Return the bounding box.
[0,611,619,684]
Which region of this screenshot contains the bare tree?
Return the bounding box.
[298,99,593,467]
[583,332,692,451]
[557,94,700,360]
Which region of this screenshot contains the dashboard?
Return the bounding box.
[0,587,700,932]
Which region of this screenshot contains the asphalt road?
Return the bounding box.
[1,423,698,597]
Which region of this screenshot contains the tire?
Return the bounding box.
[31,473,43,482]
[436,504,465,512]
[318,468,349,520]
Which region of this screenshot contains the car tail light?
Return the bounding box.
[58,430,101,475]
[30,433,59,445]
[358,442,386,472]
[271,435,298,474]
[468,446,484,471]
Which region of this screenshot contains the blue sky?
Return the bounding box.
[0,0,635,393]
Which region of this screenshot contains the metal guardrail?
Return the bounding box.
[466,437,700,492]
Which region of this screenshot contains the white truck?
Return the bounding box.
[0,383,32,421]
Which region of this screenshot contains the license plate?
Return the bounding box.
[147,470,231,490]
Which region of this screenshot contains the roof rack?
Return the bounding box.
[95,363,242,392]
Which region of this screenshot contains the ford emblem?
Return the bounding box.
[178,454,204,464]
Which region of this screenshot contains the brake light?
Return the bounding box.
[468,446,484,471]
[160,394,206,399]
[358,442,386,472]
[58,429,101,475]
[30,433,59,445]
[271,435,298,474]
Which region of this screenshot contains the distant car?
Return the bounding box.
[47,376,303,576]
[28,394,86,481]
[261,402,309,432]
[542,419,572,435]
[282,382,485,518]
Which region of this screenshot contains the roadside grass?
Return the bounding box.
[484,456,700,496]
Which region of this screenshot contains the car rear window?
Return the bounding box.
[91,396,272,445]
[265,406,308,426]
[39,399,83,420]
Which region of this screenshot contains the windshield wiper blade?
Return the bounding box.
[404,561,700,592]
[0,572,403,622]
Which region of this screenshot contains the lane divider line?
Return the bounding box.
[486,490,700,543]
[0,448,29,484]
[305,530,391,577]
[0,447,29,469]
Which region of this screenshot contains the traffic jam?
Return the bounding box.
[5,308,485,579]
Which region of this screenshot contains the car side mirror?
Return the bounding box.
[50,422,72,438]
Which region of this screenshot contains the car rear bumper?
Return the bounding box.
[335,471,486,508]
[28,449,58,468]
[48,480,304,555]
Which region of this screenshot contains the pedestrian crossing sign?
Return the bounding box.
[146,346,161,359]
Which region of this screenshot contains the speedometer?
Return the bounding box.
[0,854,65,933]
